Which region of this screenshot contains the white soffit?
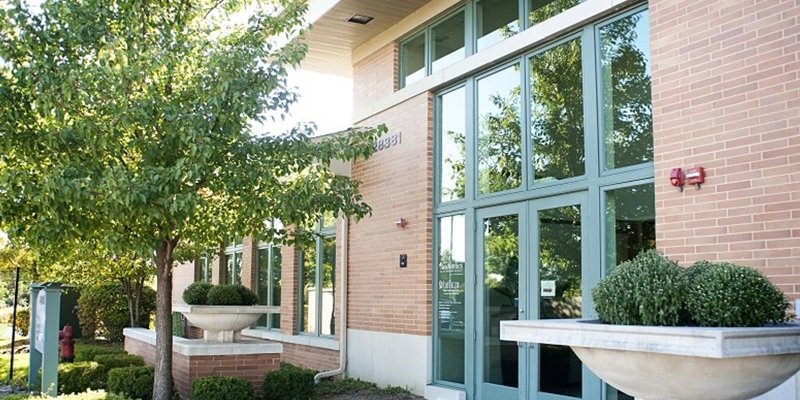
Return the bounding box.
[302,0,432,77]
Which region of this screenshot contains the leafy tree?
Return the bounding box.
[0,1,384,399]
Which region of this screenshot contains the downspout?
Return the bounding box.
[315,216,348,383]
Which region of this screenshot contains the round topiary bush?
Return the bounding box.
[593,250,688,326]
[685,261,789,327]
[107,365,155,400]
[190,376,254,400]
[262,363,316,400]
[183,282,213,305]
[206,284,243,305]
[235,285,260,306]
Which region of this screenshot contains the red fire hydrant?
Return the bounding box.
[59,323,75,362]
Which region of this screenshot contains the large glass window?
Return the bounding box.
[432,11,466,73]
[439,87,467,202]
[604,183,655,271]
[194,254,213,283]
[436,214,466,384]
[529,0,580,25]
[477,64,522,195]
[256,221,283,330]
[400,33,426,87]
[300,217,337,336]
[600,10,653,170]
[477,0,520,51]
[223,238,243,285]
[529,37,585,183]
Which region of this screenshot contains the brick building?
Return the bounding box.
[131,0,800,399]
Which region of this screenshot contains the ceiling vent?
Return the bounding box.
[346,14,374,25]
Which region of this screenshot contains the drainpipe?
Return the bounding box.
[315,216,348,383]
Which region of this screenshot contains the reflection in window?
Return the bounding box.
[194,254,213,283]
[601,10,652,170]
[439,87,466,202]
[477,0,519,51]
[257,244,281,329]
[605,183,655,272]
[477,65,522,195]
[436,215,466,384]
[400,33,426,87]
[538,205,582,397]
[483,214,519,388]
[300,219,336,336]
[432,11,466,73]
[529,0,580,25]
[530,38,585,183]
[223,238,243,285]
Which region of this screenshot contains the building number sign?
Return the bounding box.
[373,131,402,152]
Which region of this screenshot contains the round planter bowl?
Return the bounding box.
[574,346,800,400]
[174,305,278,343]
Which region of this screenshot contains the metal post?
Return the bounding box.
[9,266,20,381]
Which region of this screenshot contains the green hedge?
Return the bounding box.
[77,283,156,342]
[262,363,316,400]
[190,376,255,400]
[58,361,105,394]
[107,366,155,400]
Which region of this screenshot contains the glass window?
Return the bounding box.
[477,0,519,51]
[439,87,467,202]
[604,183,656,272]
[477,64,522,195]
[223,238,244,285]
[194,254,213,283]
[256,244,282,329]
[300,218,337,336]
[432,11,466,73]
[400,33,426,87]
[529,0,580,25]
[436,214,466,384]
[530,37,585,183]
[600,10,653,170]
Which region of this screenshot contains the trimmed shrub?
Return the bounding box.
[686,261,790,327]
[78,283,156,342]
[190,376,255,400]
[236,285,260,306]
[593,250,688,326]
[59,361,105,394]
[95,354,145,380]
[107,366,155,400]
[7,389,133,399]
[14,307,30,336]
[262,363,316,400]
[206,285,242,305]
[182,282,213,305]
[75,346,125,362]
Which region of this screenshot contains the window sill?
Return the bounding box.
[242,328,340,351]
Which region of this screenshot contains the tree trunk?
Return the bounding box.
[122,277,136,328]
[153,237,178,400]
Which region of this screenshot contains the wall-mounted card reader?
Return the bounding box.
[400,254,408,268]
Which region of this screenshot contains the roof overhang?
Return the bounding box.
[301,0,432,77]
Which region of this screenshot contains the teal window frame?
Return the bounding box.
[398,0,586,88]
[298,217,337,337]
[432,4,653,397]
[222,238,244,285]
[256,241,282,330]
[194,254,213,283]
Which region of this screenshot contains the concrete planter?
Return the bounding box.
[500,319,800,400]
[174,304,278,343]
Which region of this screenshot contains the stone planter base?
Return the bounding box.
[174,304,278,343]
[124,328,282,399]
[501,319,800,400]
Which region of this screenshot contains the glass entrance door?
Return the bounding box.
[476,193,593,400]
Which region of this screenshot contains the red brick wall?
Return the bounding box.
[651,0,800,296]
[353,43,399,113]
[349,93,434,336]
[280,343,339,372]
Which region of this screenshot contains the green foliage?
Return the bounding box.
[206,285,243,305]
[686,261,790,327]
[74,343,125,362]
[236,285,260,306]
[190,376,255,400]
[14,307,29,336]
[262,363,316,400]
[58,361,105,394]
[107,366,156,400]
[77,283,156,342]
[183,282,214,305]
[95,353,145,372]
[314,378,410,397]
[0,389,132,400]
[593,250,688,326]
[172,312,186,338]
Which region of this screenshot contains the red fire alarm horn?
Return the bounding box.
[670,168,684,192]
[685,167,705,190]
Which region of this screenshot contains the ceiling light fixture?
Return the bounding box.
[347,14,374,25]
